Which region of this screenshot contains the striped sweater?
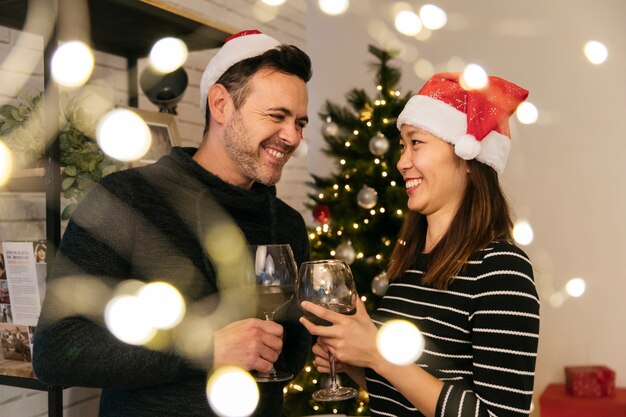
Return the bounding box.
[365,241,540,417]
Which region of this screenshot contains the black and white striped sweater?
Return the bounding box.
[365,241,540,417]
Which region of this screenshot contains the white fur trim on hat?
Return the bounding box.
[397,95,466,145]
[455,134,481,160]
[475,130,510,174]
[199,32,281,115]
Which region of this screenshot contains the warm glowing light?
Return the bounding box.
[516,101,539,125]
[513,220,534,246]
[51,40,94,87]
[138,282,186,329]
[377,320,424,365]
[565,277,586,298]
[414,59,434,79]
[207,366,259,417]
[419,4,447,30]
[395,10,422,36]
[293,139,308,157]
[583,41,608,65]
[460,64,488,90]
[105,295,156,345]
[0,141,13,186]
[97,109,151,161]
[149,37,188,73]
[261,0,286,5]
[318,0,349,15]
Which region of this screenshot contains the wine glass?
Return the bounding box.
[249,244,298,382]
[297,259,359,402]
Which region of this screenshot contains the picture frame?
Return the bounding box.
[127,108,181,166]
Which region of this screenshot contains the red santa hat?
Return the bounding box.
[200,29,281,115]
[396,72,529,174]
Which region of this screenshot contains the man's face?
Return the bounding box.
[222,67,308,187]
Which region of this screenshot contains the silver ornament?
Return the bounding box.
[368,132,390,156]
[357,185,378,209]
[371,271,389,296]
[335,241,356,265]
[322,119,339,137]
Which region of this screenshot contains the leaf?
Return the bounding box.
[76,172,95,190]
[102,164,119,176]
[61,203,79,220]
[64,165,77,176]
[61,177,76,191]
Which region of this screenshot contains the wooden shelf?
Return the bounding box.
[0,168,46,193]
[0,0,233,57]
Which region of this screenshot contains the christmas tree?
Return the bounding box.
[284,46,412,416]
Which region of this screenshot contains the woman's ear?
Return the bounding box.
[207,84,231,125]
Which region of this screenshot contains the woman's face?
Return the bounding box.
[397,125,469,218]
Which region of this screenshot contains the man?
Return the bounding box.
[33,30,312,417]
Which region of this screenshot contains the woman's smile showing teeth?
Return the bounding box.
[405,178,422,193]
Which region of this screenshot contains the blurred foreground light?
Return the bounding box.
[583,41,608,65]
[460,64,488,90]
[395,10,422,36]
[414,59,434,80]
[261,0,286,5]
[516,101,539,125]
[513,220,534,246]
[138,282,186,329]
[376,320,424,365]
[293,138,308,158]
[207,366,259,417]
[0,141,13,186]
[565,277,586,298]
[149,37,188,73]
[318,0,349,15]
[419,4,447,30]
[97,108,151,161]
[51,40,94,87]
[105,295,157,345]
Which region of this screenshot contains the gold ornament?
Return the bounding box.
[359,103,373,122]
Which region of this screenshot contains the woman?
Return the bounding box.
[300,72,540,417]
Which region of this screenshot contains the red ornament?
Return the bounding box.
[313,205,331,223]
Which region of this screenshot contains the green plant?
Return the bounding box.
[0,91,123,219]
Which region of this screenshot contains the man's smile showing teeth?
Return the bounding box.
[267,148,286,159]
[405,178,422,189]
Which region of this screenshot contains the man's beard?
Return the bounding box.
[223,111,284,186]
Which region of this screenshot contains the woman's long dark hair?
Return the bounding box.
[387,159,513,289]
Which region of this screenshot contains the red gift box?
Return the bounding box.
[565,366,615,397]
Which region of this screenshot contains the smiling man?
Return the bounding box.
[33,30,313,417]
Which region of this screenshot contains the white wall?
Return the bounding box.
[305,0,626,412]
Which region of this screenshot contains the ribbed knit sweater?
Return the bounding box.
[33,147,311,417]
[365,241,540,417]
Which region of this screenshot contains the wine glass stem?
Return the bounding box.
[263,312,277,378]
[329,354,339,391]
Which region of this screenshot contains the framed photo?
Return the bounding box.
[128,108,181,166]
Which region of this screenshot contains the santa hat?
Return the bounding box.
[199,29,281,115]
[396,72,529,174]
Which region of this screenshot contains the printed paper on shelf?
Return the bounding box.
[1,241,45,326]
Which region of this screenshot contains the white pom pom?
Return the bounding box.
[455,134,481,160]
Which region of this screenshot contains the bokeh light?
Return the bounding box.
[513,220,534,246]
[565,277,586,298]
[51,40,94,87]
[293,138,309,158]
[207,366,259,417]
[0,141,13,186]
[149,37,188,73]
[460,64,488,90]
[376,320,424,365]
[105,294,157,345]
[516,101,539,125]
[96,108,151,162]
[253,1,279,22]
[261,0,285,5]
[395,10,422,36]
[138,282,186,329]
[318,0,349,16]
[419,4,447,30]
[414,59,435,79]
[583,41,608,65]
